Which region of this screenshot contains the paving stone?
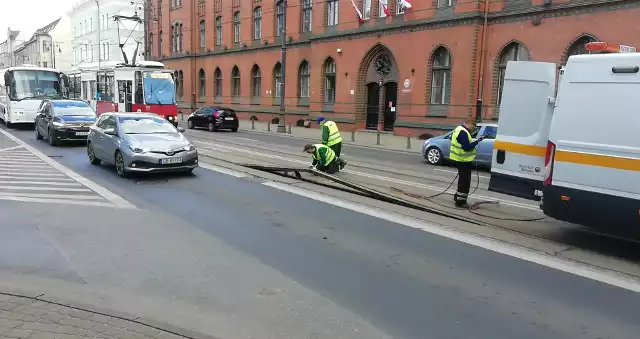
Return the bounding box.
[20,323,58,333]
[0,296,15,302]
[85,316,110,325]
[103,327,136,339]
[57,319,96,331]
[0,303,20,312]
[29,332,59,339]
[0,320,23,329]
[119,323,161,338]
[51,327,82,336]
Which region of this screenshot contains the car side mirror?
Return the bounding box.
[104,128,116,136]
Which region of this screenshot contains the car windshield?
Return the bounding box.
[143,72,176,105]
[10,70,62,101]
[119,116,177,134]
[52,102,95,116]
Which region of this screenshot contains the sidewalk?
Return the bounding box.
[0,293,189,339]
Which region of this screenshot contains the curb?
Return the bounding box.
[0,290,222,339]
[237,128,423,155]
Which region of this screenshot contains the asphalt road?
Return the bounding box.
[2,124,640,339]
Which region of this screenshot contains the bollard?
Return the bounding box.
[406,133,412,149]
[376,130,381,145]
[267,123,271,132]
[288,124,292,134]
[252,120,255,130]
[351,130,355,142]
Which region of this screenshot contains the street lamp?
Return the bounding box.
[276,0,288,133]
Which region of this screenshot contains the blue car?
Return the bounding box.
[421,123,498,167]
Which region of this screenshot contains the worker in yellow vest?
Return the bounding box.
[304,144,339,174]
[450,119,488,207]
[317,117,346,169]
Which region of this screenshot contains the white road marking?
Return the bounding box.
[0,175,75,181]
[0,171,68,177]
[0,180,82,186]
[0,146,24,152]
[0,195,117,207]
[194,140,538,211]
[198,163,247,178]
[0,163,52,169]
[0,185,92,192]
[0,192,106,200]
[263,181,640,293]
[236,137,260,143]
[0,129,136,209]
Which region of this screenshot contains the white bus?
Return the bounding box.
[0,65,69,128]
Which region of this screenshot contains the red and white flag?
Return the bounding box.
[399,0,412,9]
[350,0,364,21]
[380,0,391,16]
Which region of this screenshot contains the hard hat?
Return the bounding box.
[316,116,325,124]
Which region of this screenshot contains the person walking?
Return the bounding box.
[304,143,339,174]
[317,116,346,169]
[449,119,487,207]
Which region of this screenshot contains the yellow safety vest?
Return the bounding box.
[324,121,343,147]
[449,126,477,162]
[312,144,336,165]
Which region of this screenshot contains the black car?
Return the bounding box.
[186,106,239,132]
[35,99,97,146]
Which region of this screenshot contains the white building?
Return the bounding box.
[49,16,74,73]
[12,19,60,68]
[69,0,145,70]
[0,29,23,68]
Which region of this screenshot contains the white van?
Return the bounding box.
[489,48,640,228]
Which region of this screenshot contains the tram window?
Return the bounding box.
[134,71,144,104]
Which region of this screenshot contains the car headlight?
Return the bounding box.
[167,116,174,120]
[52,121,66,130]
[129,146,150,153]
[183,144,195,151]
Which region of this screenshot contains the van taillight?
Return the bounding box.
[543,141,556,186]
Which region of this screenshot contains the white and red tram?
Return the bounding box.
[67,61,178,125]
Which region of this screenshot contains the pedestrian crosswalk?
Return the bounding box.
[0,144,134,208]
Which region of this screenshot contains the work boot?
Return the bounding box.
[339,159,347,170]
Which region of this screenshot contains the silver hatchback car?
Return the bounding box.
[87,112,198,177]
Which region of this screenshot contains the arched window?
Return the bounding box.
[251,65,262,98]
[172,22,183,52]
[253,7,262,40]
[199,20,206,48]
[496,42,530,105]
[232,66,241,98]
[565,35,597,64]
[273,62,282,98]
[233,11,241,43]
[215,16,222,46]
[275,1,284,37]
[298,61,310,99]
[324,58,336,104]
[430,47,452,105]
[198,69,206,100]
[214,67,222,102]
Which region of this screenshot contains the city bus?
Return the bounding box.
[0,65,68,128]
[67,61,178,125]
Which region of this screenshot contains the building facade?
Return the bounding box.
[69,0,145,70]
[0,29,24,68]
[146,0,640,136]
[12,19,61,69]
[49,16,74,73]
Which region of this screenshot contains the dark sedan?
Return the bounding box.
[35,99,97,146]
[186,106,239,132]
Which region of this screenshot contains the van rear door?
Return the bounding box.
[488,61,557,201]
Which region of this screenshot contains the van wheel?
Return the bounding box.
[426,147,443,165]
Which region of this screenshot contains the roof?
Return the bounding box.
[35,18,61,35]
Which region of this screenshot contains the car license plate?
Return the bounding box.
[160,158,183,165]
[75,132,89,136]
[225,117,234,120]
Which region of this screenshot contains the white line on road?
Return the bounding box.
[0,192,106,200]
[0,185,92,192]
[0,158,49,163]
[0,171,68,177]
[0,175,75,181]
[194,140,538,210]
[0,196,116,207]
[0,180,82,186]
[198,163,247,178]
[236,137,260,143]
[0,128,136,209]
[263,181,640,293]
[0,163,52,169]
[0,146,24,152]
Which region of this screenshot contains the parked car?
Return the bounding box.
[421,123,498,167]
[186,106,239,132]
[35,99,97,146]
[87,112,198,177]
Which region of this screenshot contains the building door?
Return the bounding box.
[365,82,379,130]
[383,81,397,131]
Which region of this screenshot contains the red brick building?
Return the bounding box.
[145,0,640,136]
